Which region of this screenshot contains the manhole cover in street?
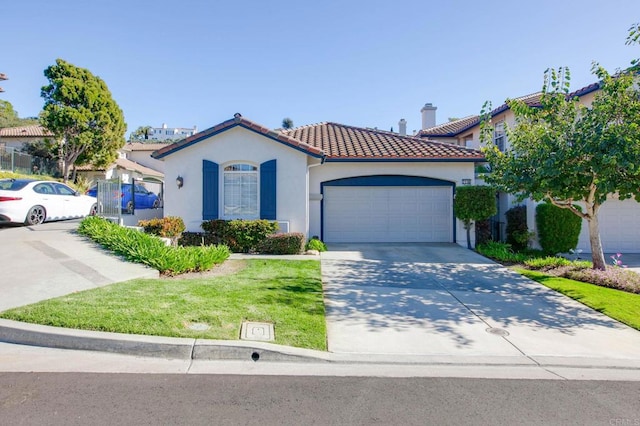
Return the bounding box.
[188,323,210,331]
[241,321,274,342]
[486,327,509,337]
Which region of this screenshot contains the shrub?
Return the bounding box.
[536,203,582,254]
[524,256,572,270]
[138,216,186,245]
[474,219,493,246]
[79,216,229,275]
[305,237,327,252]
[201,219,278,253]
[505,205,529,251]
[562,267,640,294]
[453,185,497,249]
[178,232,219,247]
[258,233,306,255]
[476,240,530,263]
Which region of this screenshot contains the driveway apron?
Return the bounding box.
[320,244,640,360]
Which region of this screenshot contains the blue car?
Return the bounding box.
[86,183,160,214]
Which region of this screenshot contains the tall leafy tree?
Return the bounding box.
[40,59,126,182]
[480,64,640,270]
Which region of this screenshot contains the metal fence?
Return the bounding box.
[96,179,123,222]
[0,145,59,176]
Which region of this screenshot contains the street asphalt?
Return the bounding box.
[1,221,640,380]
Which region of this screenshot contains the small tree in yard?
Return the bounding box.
[40,59,126,183]
[454,185,497,249]
[480,58,640,270]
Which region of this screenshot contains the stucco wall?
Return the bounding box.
[308,161,477,247]
[161,126,310,233]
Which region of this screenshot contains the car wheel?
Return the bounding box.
[152,198,160,208]
[89,203,98,216]
[126,201,134,214]
[25,205,46,225]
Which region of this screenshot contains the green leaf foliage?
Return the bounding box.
[505,205,529,251]
[536,203,582,255]
[480,64,640,270]
[454,185,497,223]
[453,185,497,248]
[40,59,126,181]
[78,216,229,275]
[0,100,39,128]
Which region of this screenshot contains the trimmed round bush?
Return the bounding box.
[535,203,582,254]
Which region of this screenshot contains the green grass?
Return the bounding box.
[517,268,640,330]
[0,259,327,350]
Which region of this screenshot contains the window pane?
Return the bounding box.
[224,169,258,217]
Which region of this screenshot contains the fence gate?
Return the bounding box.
[96,179,122,222]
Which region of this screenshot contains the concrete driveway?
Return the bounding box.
[321,244,640,362]
[0,220,158,312]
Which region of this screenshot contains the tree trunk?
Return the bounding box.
[465,222,472,249]
[587,216,606,270]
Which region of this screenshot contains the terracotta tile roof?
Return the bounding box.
[0,125,54,137]
[115,158,163,177]
[74,159,163,178]
[419,80,603,139]
[152,114,324,159]
[121,142,172,152]
[418,116,481,137]
[283,122,484,160]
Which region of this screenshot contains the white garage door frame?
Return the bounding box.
[320,175,456,243]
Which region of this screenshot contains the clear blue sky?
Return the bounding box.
[3,0,639,135]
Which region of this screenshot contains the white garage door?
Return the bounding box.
[576,198,640,253]
[323,186,453,243]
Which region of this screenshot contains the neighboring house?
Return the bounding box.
[148,123,198,141]
[152,113,484,245]
[0,125,54,151]
[419,82,640,253]
[120,142,170,173]
[75,155,164,185]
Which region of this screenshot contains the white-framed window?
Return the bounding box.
[494,121,505,152]
[223,163,258,218]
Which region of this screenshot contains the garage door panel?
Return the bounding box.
[576,199,640,253]
[324,186,452,243]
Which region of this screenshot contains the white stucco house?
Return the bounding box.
[419,81,640,253]
[152,113,485,245]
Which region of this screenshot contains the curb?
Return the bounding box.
[0,319,330,363]
[3,319,640,372]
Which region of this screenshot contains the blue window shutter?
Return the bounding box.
[202,160,219,220]
[260,159,277,220]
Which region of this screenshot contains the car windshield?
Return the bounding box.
[0,179,34,191]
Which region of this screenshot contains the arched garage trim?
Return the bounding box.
[320,175,456,242]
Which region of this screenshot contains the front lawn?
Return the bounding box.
[0,259,327,350]
[517,268,640,331]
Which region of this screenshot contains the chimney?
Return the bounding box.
[420,103,437,130]
[398,119,407,136]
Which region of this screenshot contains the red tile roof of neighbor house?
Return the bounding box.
[152,114,484,161]
[0,125,54,137]
[419,80,602,138]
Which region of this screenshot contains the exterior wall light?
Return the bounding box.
[176,176,184,189]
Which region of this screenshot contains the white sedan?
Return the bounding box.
[0,179,97,225]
